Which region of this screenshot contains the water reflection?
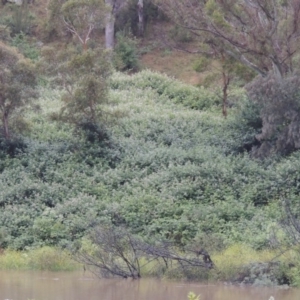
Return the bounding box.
[0,271,298,300]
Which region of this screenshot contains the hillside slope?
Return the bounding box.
[0,70,299,252]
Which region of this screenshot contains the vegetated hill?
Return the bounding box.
[0,70,299,251]
[0,0,205,85]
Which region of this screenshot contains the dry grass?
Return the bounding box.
[140,48,207,86]
[0,247,80,271]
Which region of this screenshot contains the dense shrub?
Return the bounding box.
[114,32,140,71]
[0,70,300,255]
[4,1,35,35]
[41,47,111,125]
[0,247,79,271]
[227,97,262,153]
[110,71,220,110]
[10,32,39,60]
[0,42,38,140]
[0,136,27,158]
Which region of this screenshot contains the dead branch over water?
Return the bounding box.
[74,226,214,279]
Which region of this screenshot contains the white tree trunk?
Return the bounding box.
[137,0,144,36]
[105,0,115,49]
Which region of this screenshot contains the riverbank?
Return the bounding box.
[1,245,300,287]
[0,247,79,271]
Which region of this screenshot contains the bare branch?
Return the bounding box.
[74,226,214,279]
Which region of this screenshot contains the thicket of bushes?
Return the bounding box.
[0,71,298,252]
[0,69,299,283]
[1,0,300,287]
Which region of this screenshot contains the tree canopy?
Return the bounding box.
[0,42,37,139]
[41,46,112,128]
[157,0,300,77]
[47,0,107,49]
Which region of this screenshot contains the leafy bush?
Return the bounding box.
[237,262,289,286]
[0,136,27,158]
[226,97,262,154]
[5,1,35,35]
[10,32,39,60]
[0,247,79,271]
[110,71,220,110]
[0,42,38,140]
[41,46,112,135]
[114,31,140,71]
[1,69,300,270]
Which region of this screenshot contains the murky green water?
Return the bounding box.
[0,271,298,300]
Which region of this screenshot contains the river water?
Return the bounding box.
[0,271,299,300]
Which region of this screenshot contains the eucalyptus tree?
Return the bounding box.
[47,0,107,50]
[105,0,128,49]
[156,0,300,78]
[41,46,112,128]
[45,0,113,134]
[104,0,146,49]
[0,42,37,139]
[137,0,144,36]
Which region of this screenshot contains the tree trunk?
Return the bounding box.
[105,0,115,49]
[221,71,230,119]
[2,112,9,139]
[137,0,144,37]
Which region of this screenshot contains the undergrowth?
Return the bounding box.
[0,70,299,284]
[0,247,79,271]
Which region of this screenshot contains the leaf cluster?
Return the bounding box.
[0,42,38,138]
[46,0,106,44]
[41,46,112,125]
[0,70,299,254]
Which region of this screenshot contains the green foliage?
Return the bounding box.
[159,0,300,77]
[193,57,210,73]
[27,246,79,271]
[1,69,300,287]
[286,259,300,287]
[110,70,220,109]
[0,227,7,248]
[114,31,140,71]
[46,0,106,46]
[212,244,274,281]
[0,247,79,271]
[187,292,200,300]
[10,32,39,60]
[41,46,112,128]
[228,97,262,153]
[44,0,68,39]
[238,262,288,286]
[211,244,300,286]
[0,42,38,140]
[7,1,35,35]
